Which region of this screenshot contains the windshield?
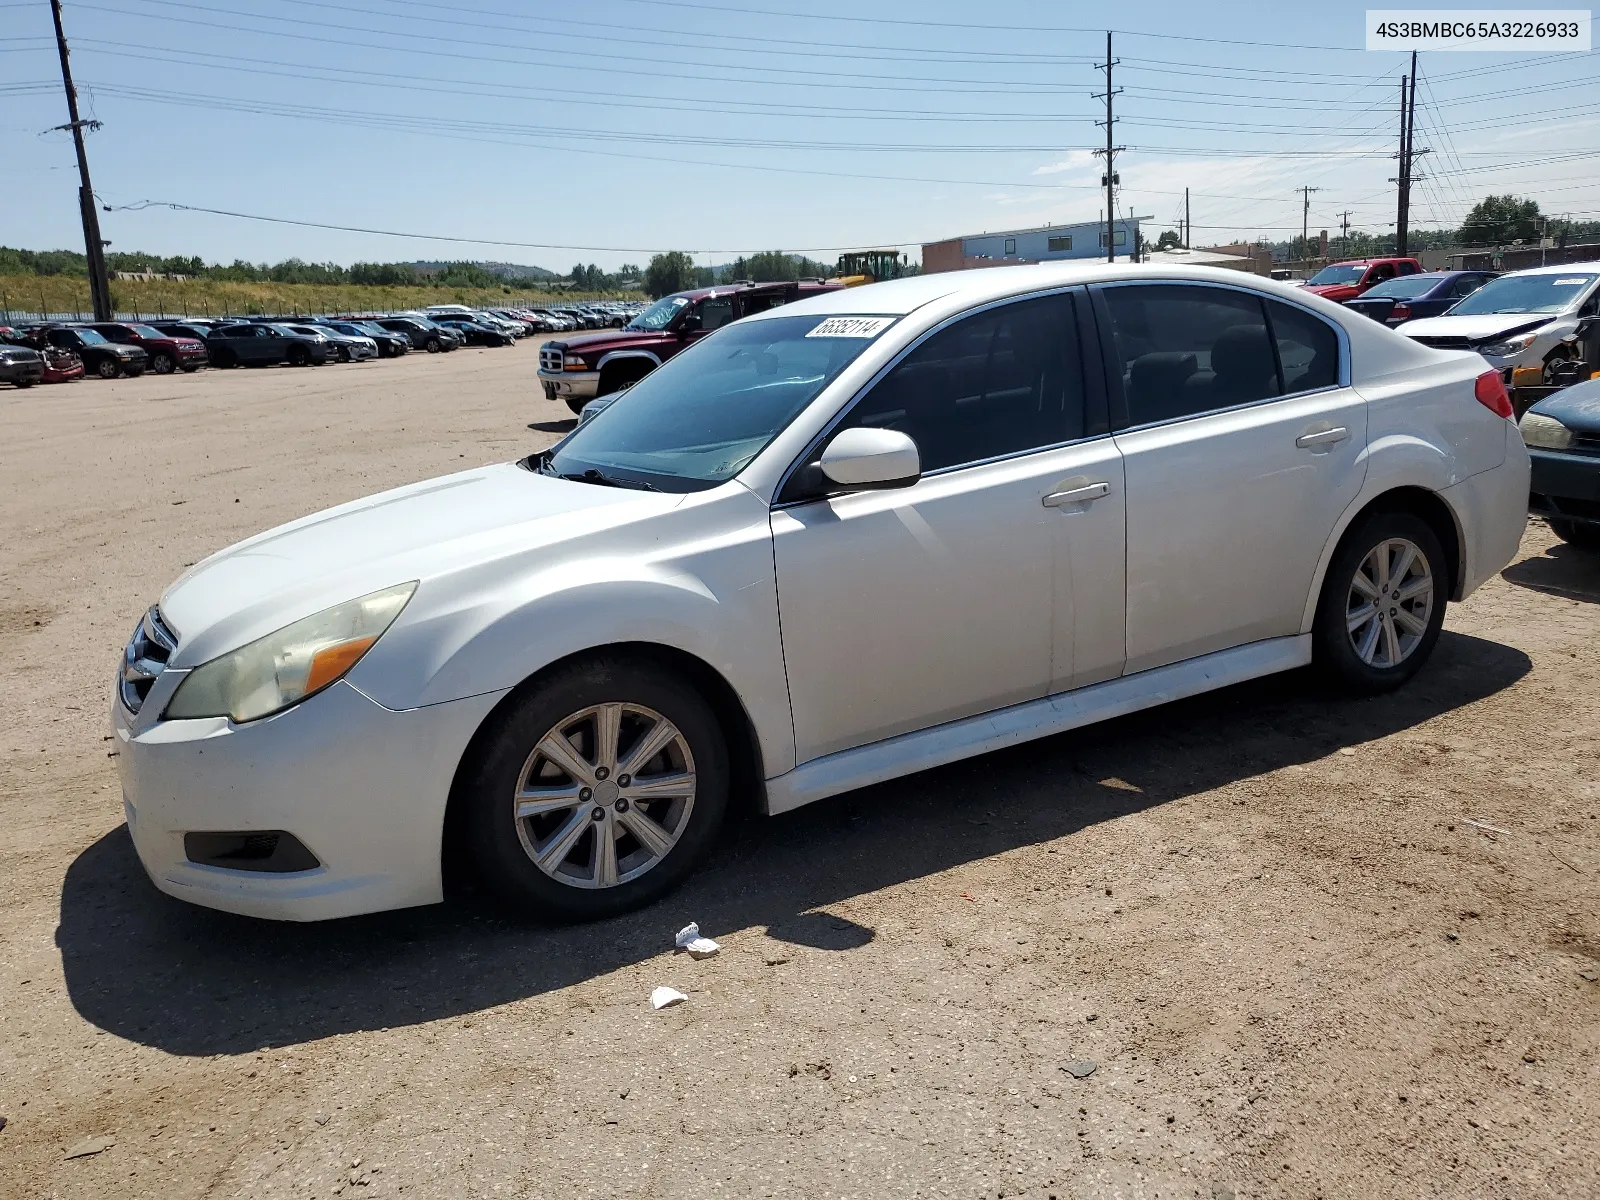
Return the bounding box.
[1308,263,1366,286]
[626,295,689,331]
[1363,276,1440,299]
[1447,272,1597,316]
[74,328,108,344]
[545,313,895,492]
[129,324,166,338]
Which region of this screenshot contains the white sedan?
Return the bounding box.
[113,265,1530,922]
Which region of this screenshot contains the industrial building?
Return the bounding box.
[922,217,1150,273]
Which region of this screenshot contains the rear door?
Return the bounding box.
[1094,282,1367,674]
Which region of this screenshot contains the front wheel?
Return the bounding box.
[460,658,729,921]
[565,396,588,415]
[150,352,175,375]
[1550,518,1600,550]
[287,345,310,367]
[95,358,121,380]
[1313,511,1447,692]
[425,337,440,353]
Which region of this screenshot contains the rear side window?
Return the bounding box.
[1265,301,1340,394]
[1100,285,1281,426]
[838,292,1084,473]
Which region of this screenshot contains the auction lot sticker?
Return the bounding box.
[1367,10,1591,50]
[806,316,898,338]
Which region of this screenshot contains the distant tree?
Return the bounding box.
[1460,195,1541,246]
[617,263,642,282]
[1156,229,1181,251]
[644,251,695,298]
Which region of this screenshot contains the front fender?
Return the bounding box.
[347,487,797,777]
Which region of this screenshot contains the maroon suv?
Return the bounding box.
[537,280,840,413]
[85,322,209,374]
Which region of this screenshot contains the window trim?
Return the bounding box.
[772,285,1108,509]
[1090,279,1351,434]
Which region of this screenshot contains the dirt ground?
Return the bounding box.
[1,348,1596,1200]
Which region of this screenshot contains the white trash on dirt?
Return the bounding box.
[650,986,688,1010]
[675,922,721,958]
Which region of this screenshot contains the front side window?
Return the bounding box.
[830,293,1084,474]
[1446,272,1597,316]
[544,313,893,492]
[1101,284,1281,425]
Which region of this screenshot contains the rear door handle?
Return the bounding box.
[1294,426,1350,450]
[1042,481,1110,508]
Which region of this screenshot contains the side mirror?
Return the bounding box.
[676,313,702,335]
[818,427,921,490]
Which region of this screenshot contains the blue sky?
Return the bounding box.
[3,0,1597,271]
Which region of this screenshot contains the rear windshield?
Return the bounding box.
[1361,276,1440,299]
[544,313,896,492]
[1448,272,1597,316]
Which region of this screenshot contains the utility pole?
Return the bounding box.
[1300,186,1321,272]
[50,0,112,321]
[1337,210,1353,258]
[1092,31,1122,264]
[1394,51,1428,259]
[1184,187,1191,250]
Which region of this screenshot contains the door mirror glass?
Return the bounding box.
[819,427,921,490]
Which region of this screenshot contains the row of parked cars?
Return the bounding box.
[0,300,650,384]
[1300,257,1600,389]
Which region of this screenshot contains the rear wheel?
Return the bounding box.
[460,657,729,921]
[150,352,175,375]
[1550,519,1600,550]
[1313,511,1447,692]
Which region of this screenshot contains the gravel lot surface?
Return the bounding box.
[1,350,1596,1200]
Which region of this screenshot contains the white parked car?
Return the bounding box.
[113,265,1530,922]
[1399,263,1600,382]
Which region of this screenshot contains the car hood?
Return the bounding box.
[551,329,668,352]
[1399,313,1556,341]
[160,462,683,667]
[1529,376,1600,433]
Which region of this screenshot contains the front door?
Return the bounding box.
[772,290,1126,764]
[1095,282,1369,674]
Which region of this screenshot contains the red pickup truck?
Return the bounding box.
[538,279,840,413]
[1300,257,1423,303]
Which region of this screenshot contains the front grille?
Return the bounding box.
[120,607,177,714]
[1409,335,1473,350]
[1572,431,1600,456]
[540,347,563,373]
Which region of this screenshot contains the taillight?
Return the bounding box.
[1390,303,1412,321]
[1474,369,1513,419]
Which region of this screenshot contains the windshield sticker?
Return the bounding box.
[806,316,896,339]
[1552,278,1589,286]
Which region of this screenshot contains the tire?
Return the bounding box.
[425,337,440,353]
[15,379,35,389]
[1549,518,1600,550]
[459,656,730,921]
[337,347,351,363]
[1313,510,1447,693]
[95,357,121,380]
[150,352,175,375]
[287,345,310,367]
[566,396,588,415]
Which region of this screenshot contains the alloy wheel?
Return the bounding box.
[1346,537,1434,669]
[512,702,696,889]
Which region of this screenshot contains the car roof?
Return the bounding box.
[1497,261,1600,277]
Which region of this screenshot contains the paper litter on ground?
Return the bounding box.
[650,986,688,1010]
[675,921,721,958]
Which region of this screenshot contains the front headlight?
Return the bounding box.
[164,582,416,723]
[1479,333,1539,358]
[1518,411,1574,451]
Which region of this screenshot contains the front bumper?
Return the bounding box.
[1528,447,1600,526]
[537,369,600,400]
[112,678,507,921]
[0,360,45,384]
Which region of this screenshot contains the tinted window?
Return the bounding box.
[835,293,1083,474]
[1102,285,1280,425]
[699,296,736,332]
[1266,300,1339,393]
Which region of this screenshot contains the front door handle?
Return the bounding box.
[1042,481,1110,508]
[1294,426,1350,450]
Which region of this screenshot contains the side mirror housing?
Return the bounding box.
[818,427,921,490]
[676,314,702,335]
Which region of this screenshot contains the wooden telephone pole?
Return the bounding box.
[49,0,112,320]
[1093,32,1123,263]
